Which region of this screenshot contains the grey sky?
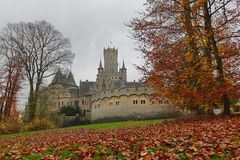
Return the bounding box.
[0,0,146,108]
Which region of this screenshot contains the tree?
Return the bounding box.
[0,20,74,121]
[129,0,240,114]
[0,51,23,121]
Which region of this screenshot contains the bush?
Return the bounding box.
[25,118,55,131]
[0,120,22,134]
[59,106,80,116]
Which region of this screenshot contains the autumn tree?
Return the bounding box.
[0,20,74,121]
[0,50,23,121]
[129,0,240,114]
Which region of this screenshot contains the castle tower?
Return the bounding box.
[95,46,128,92]
[95,60,105,92]
[104,47,118,75]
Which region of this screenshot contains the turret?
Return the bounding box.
[119,60,127,82]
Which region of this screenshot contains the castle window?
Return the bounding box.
[141,100,146,104]
[133,100,138,104]
[82,100,85,105]
[116,101,120,106]
[62,102,64,106]
[109,102,113,106]
[98,104,100,108]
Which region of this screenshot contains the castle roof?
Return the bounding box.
[51,68,63,84]
[51,68,78,87]
[121,61,126,70]
[79,81,95,96]
[67,71,77,86]
[98,60,103,70]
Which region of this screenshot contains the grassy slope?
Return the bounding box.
[67,118,171,130]
[0,118,171,138]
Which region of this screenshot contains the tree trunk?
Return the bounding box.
[27,75,42,121]
[0,101,4,121]
[28,82,36,121]
[203,2,230,114]
[182,0,198,57]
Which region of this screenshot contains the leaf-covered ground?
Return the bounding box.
[0,116,239,160]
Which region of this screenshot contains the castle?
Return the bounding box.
[48,47,179,122]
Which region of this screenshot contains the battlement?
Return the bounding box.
[91,86,155,102]
[103,47,118,54]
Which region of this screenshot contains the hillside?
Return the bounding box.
[0,116,239,159]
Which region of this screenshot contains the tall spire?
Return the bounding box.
[122,60,126,70]
[98,60,103,70]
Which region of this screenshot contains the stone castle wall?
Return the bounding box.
[89,87,180,122]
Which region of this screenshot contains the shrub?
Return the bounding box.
[59,106,80,116]
[0,120,22,134]
[25,118,55,131]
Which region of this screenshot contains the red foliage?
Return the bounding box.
[0,57,23,121]
[128,0,240,113]
[0,116,239,159]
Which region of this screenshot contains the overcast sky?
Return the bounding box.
[0,0,146,108]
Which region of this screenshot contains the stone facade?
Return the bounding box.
[48,47,180,122]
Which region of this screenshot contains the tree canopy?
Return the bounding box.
[0,20,74,121]
[129,0,240,114]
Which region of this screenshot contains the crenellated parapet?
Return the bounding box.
[91,86,154,102]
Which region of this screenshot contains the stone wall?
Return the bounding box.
[55,114,90,127]
[90,88,181,122]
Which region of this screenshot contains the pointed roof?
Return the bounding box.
[122,60,126,70]
[67,71,77,87]
[51,68,78,87]
[51,68,63,84]
[98,60,103,70]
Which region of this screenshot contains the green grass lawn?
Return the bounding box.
[0,118,172,138]
[67,118,171,130]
